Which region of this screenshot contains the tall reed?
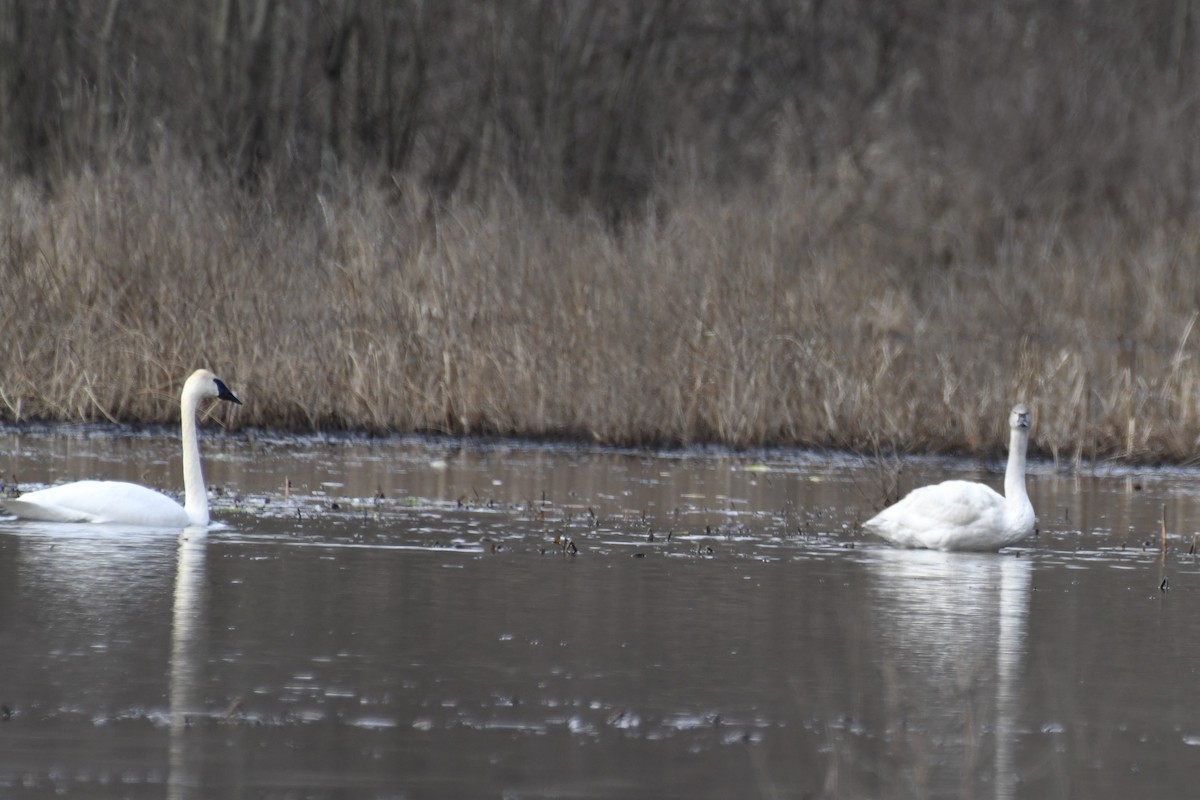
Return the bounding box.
[3,150,1200,462]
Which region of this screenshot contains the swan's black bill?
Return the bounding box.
[215,379,243,405]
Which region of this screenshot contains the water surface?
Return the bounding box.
[2,429,1200,798]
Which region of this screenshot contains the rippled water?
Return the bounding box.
[3,428,1200,798]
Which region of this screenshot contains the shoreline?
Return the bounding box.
[4,420,1198,474]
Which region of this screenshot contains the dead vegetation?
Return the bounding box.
[3,3,1200,460]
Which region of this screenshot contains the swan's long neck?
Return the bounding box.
[1004,426,1030,504]
[181,388,209,527]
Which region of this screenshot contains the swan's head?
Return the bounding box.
[184,369,242,406]
[1010,403,1031,431]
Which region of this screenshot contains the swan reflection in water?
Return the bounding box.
[0,521,207,795]
[865,549,1031,800]
[168,532,207,800]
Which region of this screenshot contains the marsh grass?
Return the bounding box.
[4,152,1200,462]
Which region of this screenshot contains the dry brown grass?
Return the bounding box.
[5,3,1200,460]
[4,149,1200,463]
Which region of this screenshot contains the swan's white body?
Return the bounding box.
[864,404,1035,552]
[1,370,241,528]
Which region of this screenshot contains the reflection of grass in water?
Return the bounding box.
[5,159,1200,461]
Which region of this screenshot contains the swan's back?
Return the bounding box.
[1,481,191,527]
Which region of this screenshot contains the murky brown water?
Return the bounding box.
[3,427,1200,798]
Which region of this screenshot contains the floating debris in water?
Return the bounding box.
[221,698,245,723]
[607,709,641,729]
[552,534,578,555]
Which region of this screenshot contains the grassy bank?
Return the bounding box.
[3,154,1200,462]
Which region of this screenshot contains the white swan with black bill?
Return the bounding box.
[1,369,242,528]
[864,403,1035,552]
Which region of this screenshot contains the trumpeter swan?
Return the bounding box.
[863,403,1035,552]
[1,369,242,528]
